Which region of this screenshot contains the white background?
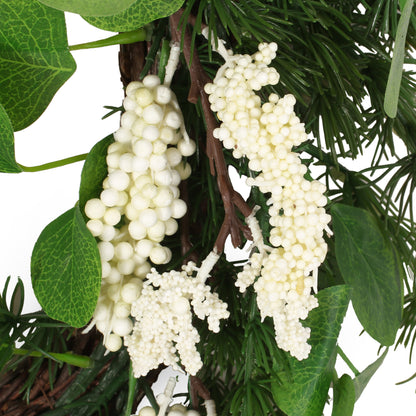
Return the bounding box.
[1,12,416,415]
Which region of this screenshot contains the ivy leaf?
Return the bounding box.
[0,0,76,131]
[0,104,21,173]
[79,135,113,217]
[384,0,414,117]
[83,0,185,32]
[353,349,388,401]
[31,206,101,328]
[36,0,136,17]
[272,285,351,416]
[332,374,355,416]
[331,203,403,346]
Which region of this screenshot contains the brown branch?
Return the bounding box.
[31,382,53,409]
[48,366,79,399]
[0,370,27,403]
[170,11,253,254]
[119,41,146,88]
[189,375,211,410]
[179,182,199,264]
[27,366,50,401]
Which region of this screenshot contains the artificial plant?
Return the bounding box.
[1,1,416,416]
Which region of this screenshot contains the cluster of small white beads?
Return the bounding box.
[204,43,331,360]
[138,401,215,416]
[125,253,229,377]
[84,74,196,351]
[138,404,200,416]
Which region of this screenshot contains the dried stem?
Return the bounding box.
[179,182,199,263]
[28,366,50,401]
[0,370,27,404]
[119,41,146,88]
[189,375,211,409]
[170,11,253,254]
[0,331,105,416]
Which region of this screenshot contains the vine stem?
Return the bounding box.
[10,346,93,368]
[189,375,211,410]
[69,29,146,51]
[124,363,137,416]
[336,346,360,376]
[18,153,88,172]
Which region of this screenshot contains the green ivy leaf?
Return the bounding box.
[353,349,388,401]
[83,0,184,32]
[331,203,403,346]
[79,135,114,217]
[31,206,101,328]
[0,104,21,173]
[36,0,136,17]
[332,374,355,416]
[0,0,76,131]
[272,285,351,416]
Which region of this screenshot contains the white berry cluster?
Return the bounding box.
[84,74,196,351]
[125,253,230,377]
[204,43,331,360]
[138,404,201,416]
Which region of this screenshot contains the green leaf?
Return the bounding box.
[384,0,414,118]
[0,0,76,131]
[31,206,101,328]
[79,135,114,216]
[83,0,185,32]
[332,374,355,416]
[399,0,409,10]
[53,343,110,407]
[272,285,351,416]
[0,342,13,374]
[0,104,21,173]
[331,204,403,346]
[353,349,388,401]
[10,277,24,316]
[36,0,136,17]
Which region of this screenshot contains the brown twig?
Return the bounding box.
[31,381,53,409]
[27,365,50,401]
[0,370,27,403]
[179,182,199,264]
[170,11,253,254]
[48,368,79,399]
[119,41,146,88]
[189,375,211,410]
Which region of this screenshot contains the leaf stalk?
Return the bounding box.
[337,346,360,376]
[18,153,88,172]
[69,28,146,51]
[124,363,137,416]
[11,346,93,368]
